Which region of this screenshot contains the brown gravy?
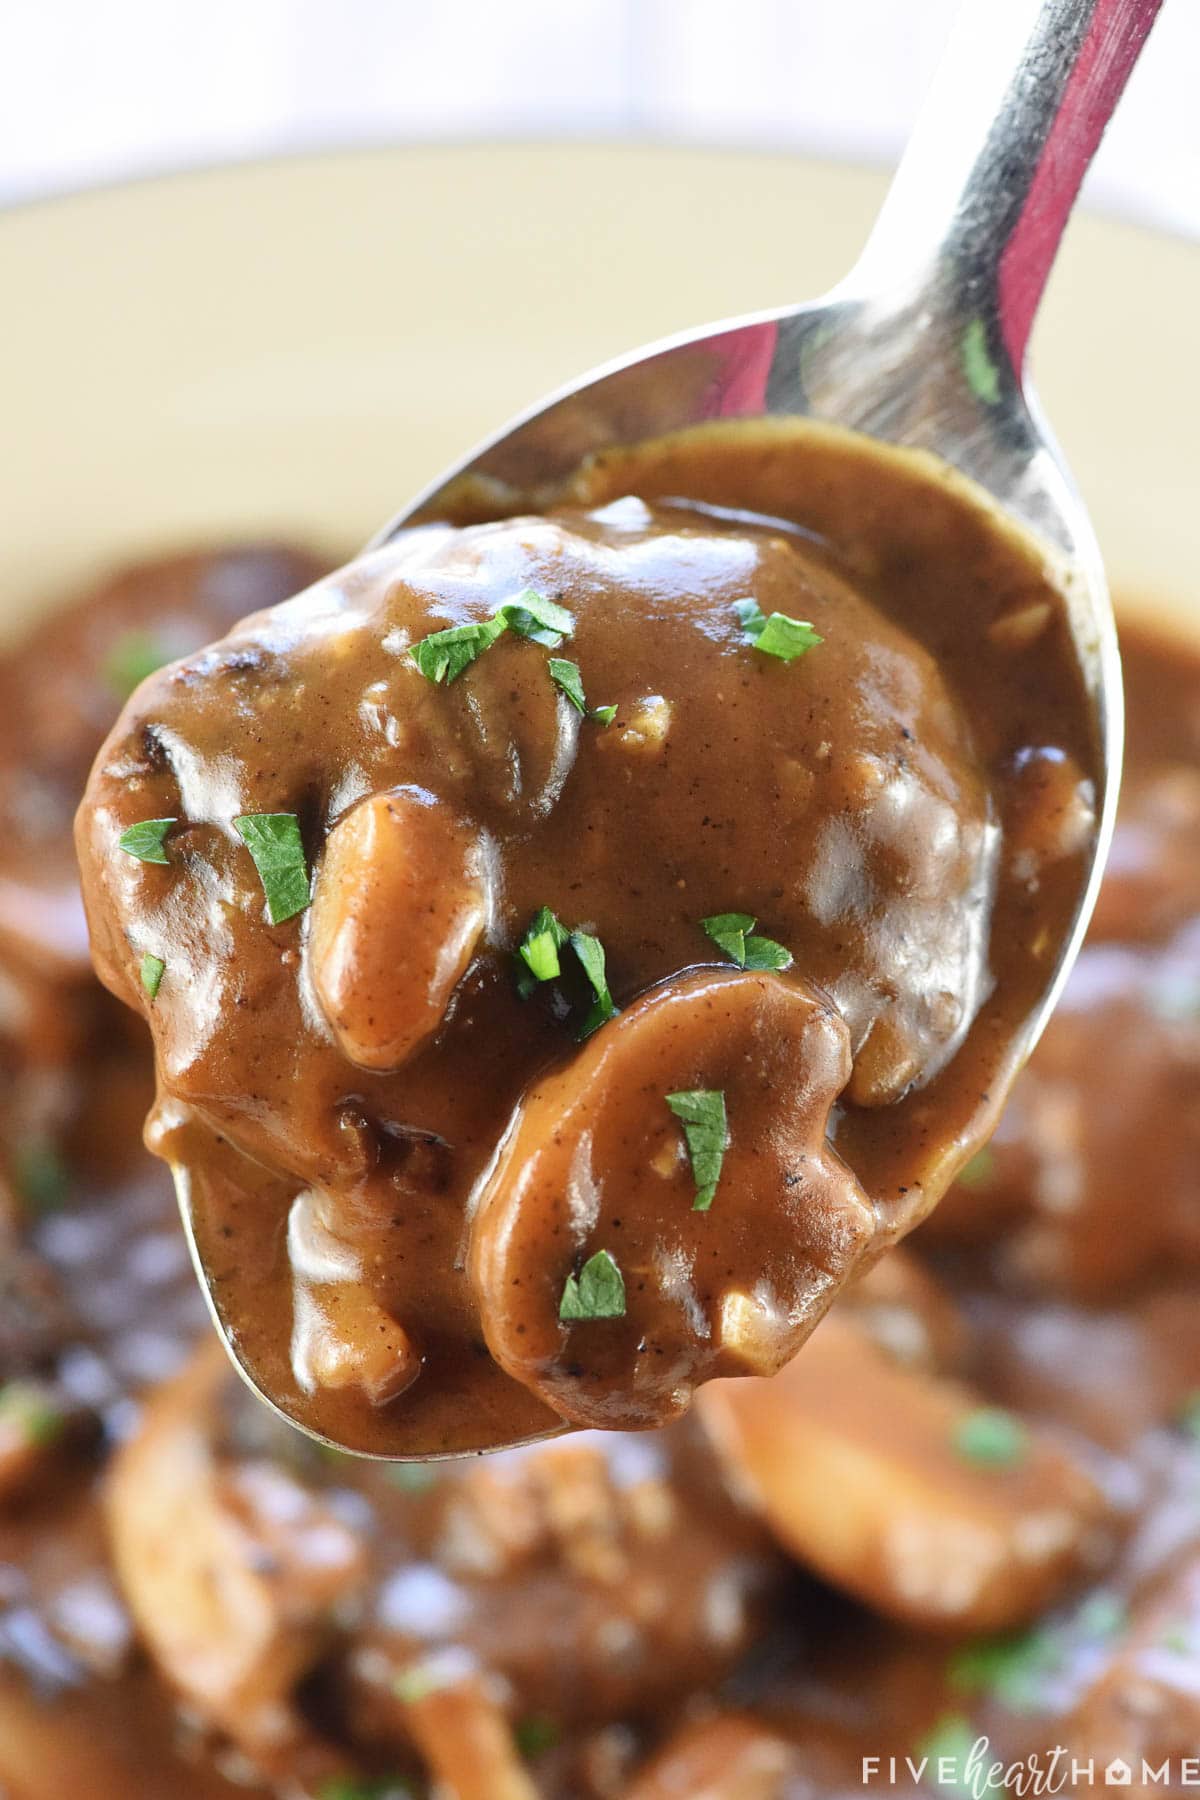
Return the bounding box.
[74,421,1099,1456]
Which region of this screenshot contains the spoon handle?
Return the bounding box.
[853,0,1163,372]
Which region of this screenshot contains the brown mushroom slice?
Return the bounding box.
[625,1713,832,1800]
[393,1655,539,1800]
[470,967,874,1431]
[0,1673,272,1800]
[104,1342,366,1773]
[696,1313,1114,1634]
[309,786,490,1072]
[931,934,1200,1296]
[287,1188,423,1406]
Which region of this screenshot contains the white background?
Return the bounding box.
[1,0,1197,235]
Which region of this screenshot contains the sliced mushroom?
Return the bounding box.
[697,1312,1115,1634]
[392,1656,539,1800]
[104,1341,366,1774]
[625,1714,804,1800]
[470,967,874,1430]
[287,1188,422,1406]
[309,786,490,1071]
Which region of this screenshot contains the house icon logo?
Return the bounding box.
[1104,1761,1133,1787]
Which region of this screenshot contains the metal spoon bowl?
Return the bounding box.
[374,0,1159,1061]
[183,0,1162,1455]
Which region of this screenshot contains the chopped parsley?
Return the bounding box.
[408,591,621,728]
[515,1715,561,1758]
[393,1659,459,1705]
[559,1249,626,1321]
[140,952,166,1000]
[0,1383,65,1448]
[952,1406,1028,1469]
[514,910,618,1035]
[1073,1591,1127,1640]
[548,657,588,714]
[386,1462,438,1495]
[105,630,171,697]
[547,657,615,726]
[956,1146,996,1190]
[948,1629,1061,1714]
[495,588,574,645]
[411,587,576,684]
[118,817,176,865]
[234,812,310,924]
[733,598,822,663]
[665,1089,728,1211]
[516,905,570,996]
[1174,1390,1200,1440]
[916,1713,978,1794]
[948,1591,1125,1715]
[570,930,616,1038]
[701,911,792,972]
[962,316,1001,406]
[13,1139,71,1213]
[410,617,506,684]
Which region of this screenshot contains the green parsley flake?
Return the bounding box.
[733,598,822,663]
[948,1591,1125,1716]
[548,657,588,714]
[1073,1591,1126,1640]
[412,588,576,686]
[515,1715,561,1759]
[956,1146,996,1190]
[386,1462,438,1494]
[701,911,792,972]
[666,1089,728,1211]
[570,930,617,1038]
[701,911,755,962]
[105,630,171,697]
[547,657,614,725]
[948,1629,1059,1715]
[516,905,570,996]
[560,1249,626,1321]
[962,316,1001,406]
[13,1139,71,1213]
[140,952,166,1000]
[234,813,310,924]
[1176,1391,1200,1440]
[394,1660,460,1705]
[917,1713,978,1795]
[495,588,574,646]
[0,1383,65,1449]
[410,617,505,684]
[952,1406,1028,1469]
[514,910,618,1034]
[118,817,176,865]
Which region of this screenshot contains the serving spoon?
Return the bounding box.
[179,0,1163,1457]
[374,0,1160,1062]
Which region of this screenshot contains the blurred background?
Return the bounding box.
[2,0,1198,233]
